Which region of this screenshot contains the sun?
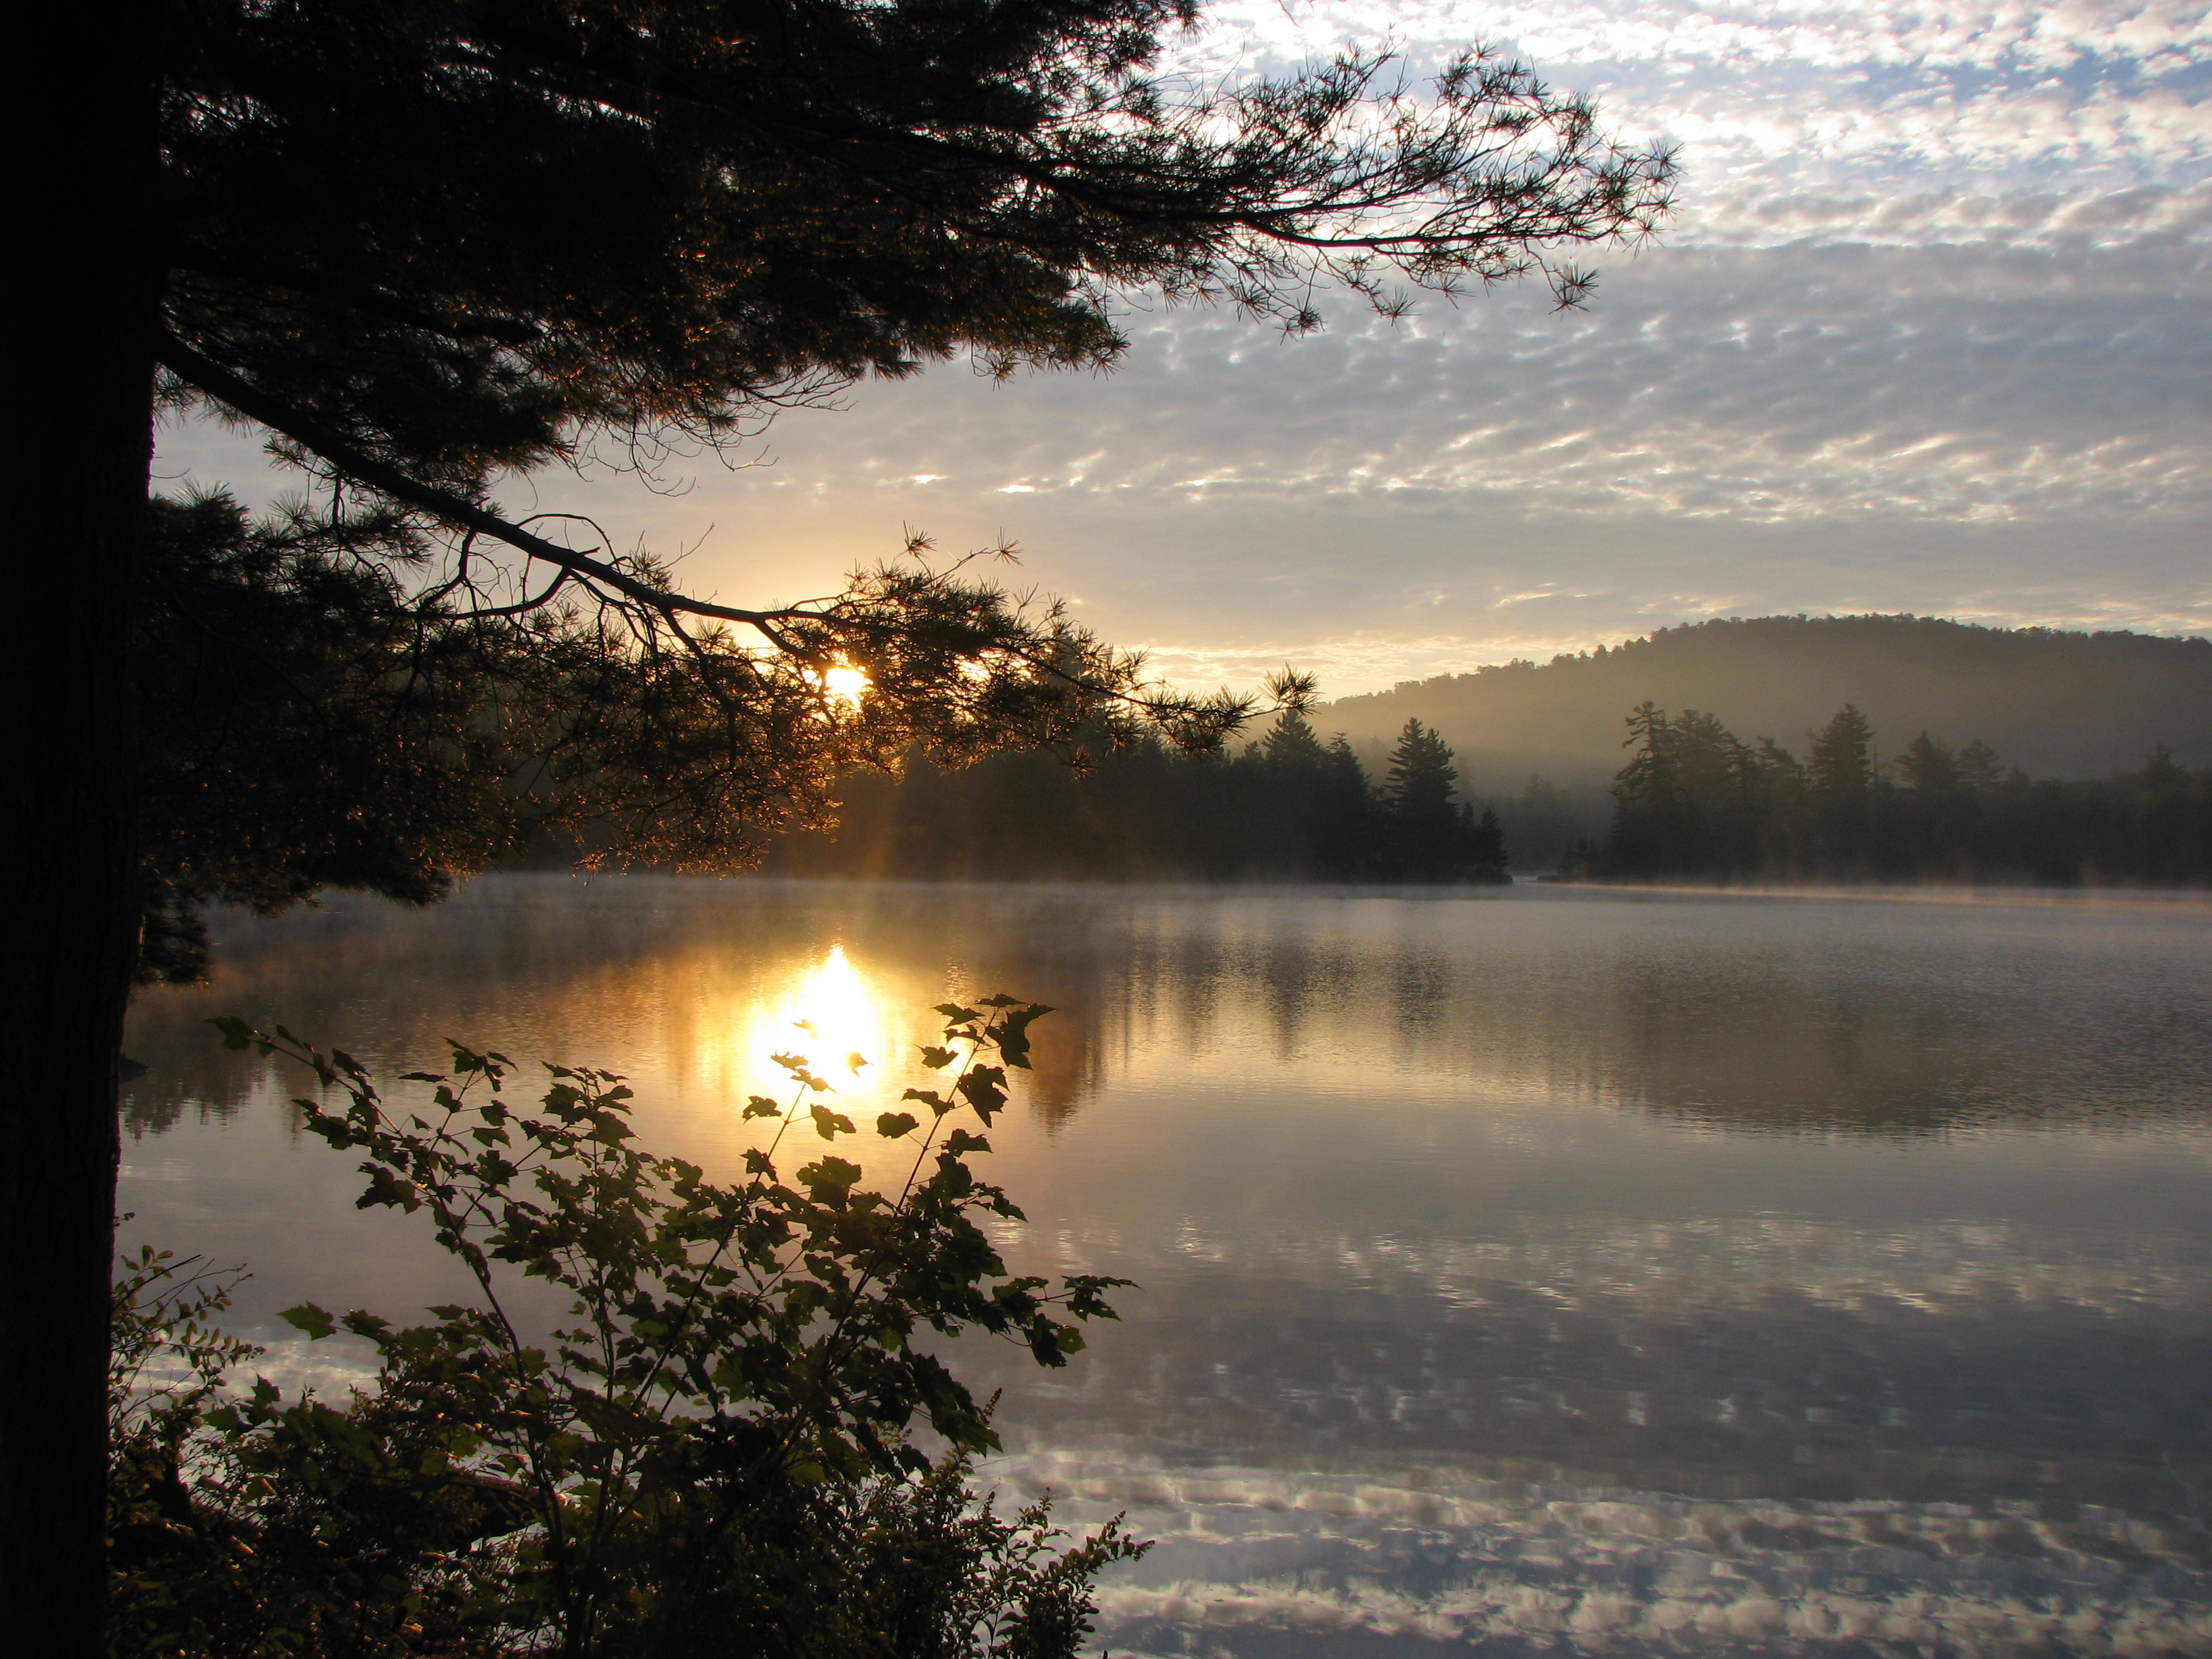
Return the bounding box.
[790,945,878,1067]
[821,663,869,711]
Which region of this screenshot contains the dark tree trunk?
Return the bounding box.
[5,3,159,1644]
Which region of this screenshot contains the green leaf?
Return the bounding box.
[956,1067,1008,1124]
[798,1156,864,1208]
[355,1165,422,1212]
[277,1303,336,1340]
[993,1004,1054,1069]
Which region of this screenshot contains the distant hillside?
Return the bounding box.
[1319,616,2211,792]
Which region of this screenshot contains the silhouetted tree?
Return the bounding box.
[131,493,1187,981]
[1248,712,1383,876]
[1894,732,1957,794]
[1261,710,1332,770]
[1751,737,1811,876]
[1382,718,1459,877]
[1586,702,2207,888]
[26,2,1677,1623]
[1879,731,1978,879]
[2121,745,2212,884]
[1318,735,1387,877]
[1469,806,1511,881]
[1607,701,1681,876]
[1605,703,1776,880]
[1808,703,1878,872]
[1956,738,2004,791]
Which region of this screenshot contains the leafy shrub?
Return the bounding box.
[108,1000,1144,1656]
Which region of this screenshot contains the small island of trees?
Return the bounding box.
[1563,702,2211,887]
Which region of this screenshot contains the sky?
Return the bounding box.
[157,0,2212,699]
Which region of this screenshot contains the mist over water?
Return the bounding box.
[121,878,2212,1656]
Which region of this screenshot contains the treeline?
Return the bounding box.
[1568,702,2212,886]
[770,715,1510,884]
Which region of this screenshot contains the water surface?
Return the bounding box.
[121,878,2212,1656]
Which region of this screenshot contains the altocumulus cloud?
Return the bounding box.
[158,0,2211,693]
[774,189,2209,527]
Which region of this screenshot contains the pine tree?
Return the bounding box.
[1469,805,1511,882]
[1808,704,1878,874]
[1895,732,1958,793]
[21,4,1679,1623]
[1261,709,1331,770]
[1753,737,1811,874]
[1607,701,1679,877]
[1319,735,1384,879]
[1385,718,1467,878]
[1386,718,1459,817]
[1956,739,2004,790]
[1606,704,1765,880]
[1809,705,1877,799]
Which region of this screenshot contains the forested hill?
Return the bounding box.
[1318,617,2212,790]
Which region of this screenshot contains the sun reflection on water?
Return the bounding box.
[745,944,886,1094]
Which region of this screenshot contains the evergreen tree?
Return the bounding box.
[1261,709,1332,770]
[1753,737,1811,875]
[1956,738,2004,790]
[1808,703,1878,874]
[22,0,1680,1629]
[1607,701,1681,877]
[1386,718,1460,816]
[1384,718,1468,878]
[1895,732,1958,793]
[1468,805,1511,882]
[1588,701,2205,888]
[1809,704,1877,799]
[1317,735,1386,879]
[1883,731,1975,878]
[1673,710,1759,877]
[1605,704,1767,880]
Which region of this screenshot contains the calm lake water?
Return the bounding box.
[121,876,2212,1656]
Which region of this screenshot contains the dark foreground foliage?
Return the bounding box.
[1570,701,2212,886]
[107,1001,1144,1657]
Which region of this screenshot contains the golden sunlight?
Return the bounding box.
[821,663,869,711]
[765,944,884,1086]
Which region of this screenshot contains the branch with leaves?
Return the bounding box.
[162,996,1137,1653]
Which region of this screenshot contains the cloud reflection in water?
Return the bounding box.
[118,878,2212,1654]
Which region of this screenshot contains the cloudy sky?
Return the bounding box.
[161,1,2211,697]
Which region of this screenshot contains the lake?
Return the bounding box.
[120,876,2212,1656]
